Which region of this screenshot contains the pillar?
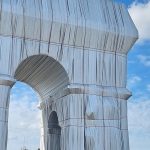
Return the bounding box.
[39,109,45,150]
[0,75,15,150]
[39,93,85,150]
[120,100,130,150]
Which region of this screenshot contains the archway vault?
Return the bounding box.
[14,55,69,100]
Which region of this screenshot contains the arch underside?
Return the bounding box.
[14,55,69,100]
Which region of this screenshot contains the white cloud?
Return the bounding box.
[128,100,150,130]
[8,82,40,150]
[128,1,150,42]
[127,75,141,89]
[128,76,141,84]
[147,84,150,91]
[137,55,150,67]
[128,100,150,150]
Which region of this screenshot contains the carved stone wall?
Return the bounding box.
[0,0,138,150]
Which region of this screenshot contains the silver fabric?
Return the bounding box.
[0,0,138,150]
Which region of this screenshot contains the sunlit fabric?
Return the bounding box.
[0,0,138,150]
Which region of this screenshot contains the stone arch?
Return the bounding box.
[48,111,60,129]
[14,54,70,100]
[13,54,69,150]
[0,0,138,150]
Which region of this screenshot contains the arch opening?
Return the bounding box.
[9,81,40,150]
[48,111,60,130]
[47,111,61,150]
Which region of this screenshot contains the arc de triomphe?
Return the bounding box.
[0,0,138,150]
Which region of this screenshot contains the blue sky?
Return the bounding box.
[8,0,150,150]
[115,0,135,5]
[115,0,149,5]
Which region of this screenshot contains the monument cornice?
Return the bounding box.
[39,83,132,110]
[0,0,138,54]
[0,74,16,87]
